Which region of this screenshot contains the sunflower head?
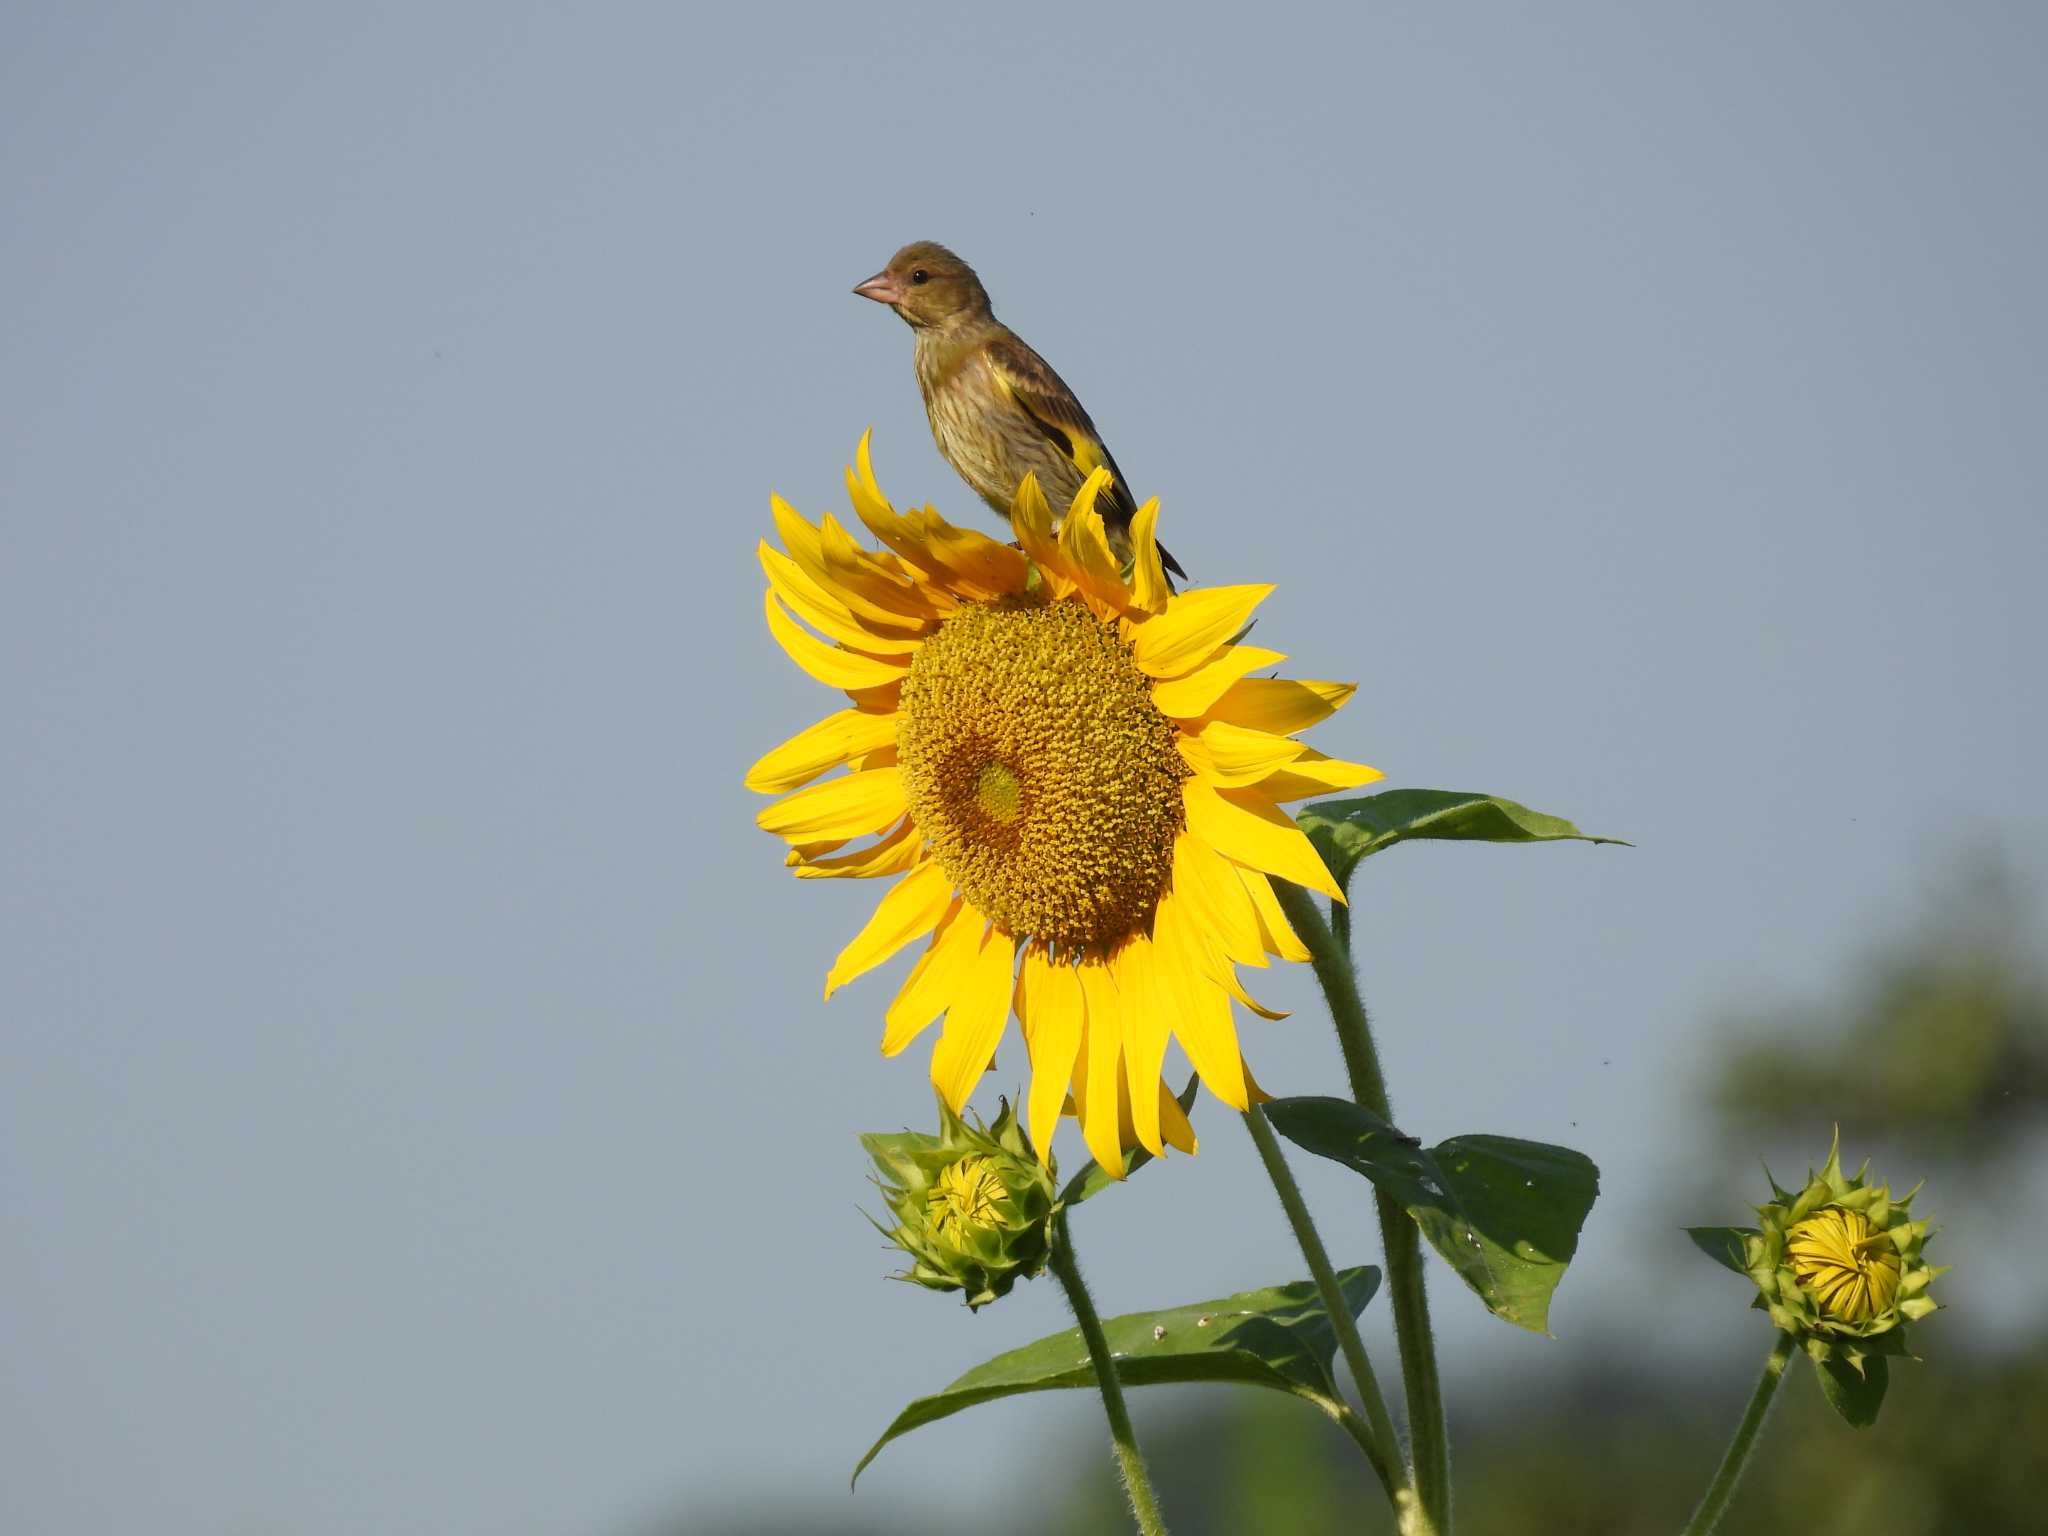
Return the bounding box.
[861,1097,1059,1310]
[1741,1130,1943,1369]
[749,437,1381,1176]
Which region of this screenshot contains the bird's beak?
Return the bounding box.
[852,270,903,306]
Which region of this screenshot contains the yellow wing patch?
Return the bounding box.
[988,354,1093,471]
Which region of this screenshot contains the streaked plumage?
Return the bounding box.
[854,241,1185,580]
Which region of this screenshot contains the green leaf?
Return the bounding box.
[1296,788,1628,891]
[852,1267,1380,1484]
[1265,1096,1599,1334]
[1856,1328,1913,1359]
[1686,1226,1759,1276]
[1059,1075,1200,1207]
[1814,1351,1889,1427]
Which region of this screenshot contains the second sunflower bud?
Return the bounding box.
[862,1098,1060,1311]
[1745,1130,1942,1369]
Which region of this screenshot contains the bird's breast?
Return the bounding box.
[923,363,1018,511]
[914,338,1090,521]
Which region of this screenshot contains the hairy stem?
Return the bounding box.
[1276,880,1451,1534]
[1049,1212,1169,1536]
[1244,1105,1413,1517]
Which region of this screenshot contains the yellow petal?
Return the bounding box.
[1113,1066,1138,1159]
[1243,1058,1274,1107]
[1112,937,1171,1157]
[791,818,923,879]
[767,493,829,568]
[1076,961,1127,1177]
[845,433,942,584]
[913,511,1033,600]
[1223,968,1290,1021]
[1179,719,1307,788]
[769,496,916,626]
[845,677,902,716]
[930,925,1018,1110]
[816,510,949,623]
[1183,778,1344,901]
[784,836,845,867]
[1130,584,1274,679]
[847,431,894,520]
[759,537,855,624]
[1236,864,1313,962]
[1205,676,1356,735]
[756,765,906,842]
[1258,749,1387,802]
[760,544,923,655]
[1058,475,1131,610]
[773,496,933,631]
[882,898,973,1055]
[763,589,908,692]
[1065,1016,1094,1131]
[1150,646,1287,719]
[825,860,953,997]
[1157,1076,1198,1154]
[1015,943,1083,1160]
[1004,474,1073,590]
[1169,832,1269,967]
[1150,884,1249,1110]
[1127,497,1172,615]
[744,708,899,793]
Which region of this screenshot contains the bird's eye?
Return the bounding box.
[910,269,930,285]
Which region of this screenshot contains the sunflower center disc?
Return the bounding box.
[897,597,1189,952]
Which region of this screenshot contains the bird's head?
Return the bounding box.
[853,242,991,329]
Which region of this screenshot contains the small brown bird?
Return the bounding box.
[853,241,1184,579]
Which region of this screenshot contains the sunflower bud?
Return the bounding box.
[1742,1130,1943,1370]
[861,1097,1060,1310]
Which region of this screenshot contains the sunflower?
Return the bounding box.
[747,436,1381,1175]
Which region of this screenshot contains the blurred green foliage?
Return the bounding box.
[1033,1336,2048,1536]
[1710,856,2048,1149]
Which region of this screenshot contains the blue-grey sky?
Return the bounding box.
[3,5,2043,1533]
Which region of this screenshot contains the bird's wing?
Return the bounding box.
[982,333,1139,521]
[982,330,1186,582]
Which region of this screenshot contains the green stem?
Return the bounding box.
[1679,1334,1796,1536]
[1277,884,1390,1113]
[1376,1194,1447,1529]
[1049,1211,1170,1536]
[1276,880,1452,1534]
[1243,1105,1411,1516]
[1320,1399,1436,1536]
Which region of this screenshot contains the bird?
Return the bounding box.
[853,241,1185,580]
